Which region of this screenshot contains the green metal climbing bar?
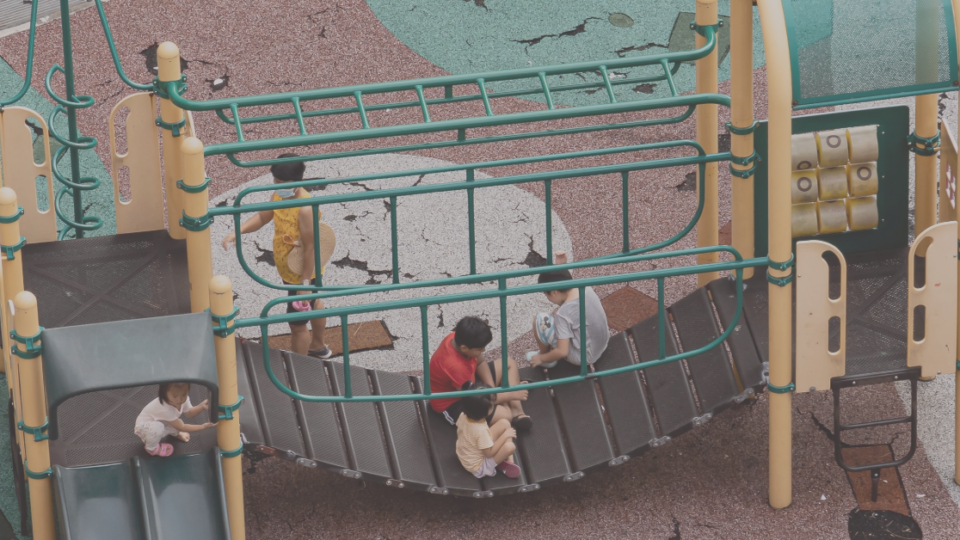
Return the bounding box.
[208,140,729,293]
[235,246,759,404]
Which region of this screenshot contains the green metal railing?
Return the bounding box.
[209,140,730,293]
[232,246,762,403]
[158,27,723,167]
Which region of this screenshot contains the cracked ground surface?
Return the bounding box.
[1,0,960,538]
[209,153,570,373]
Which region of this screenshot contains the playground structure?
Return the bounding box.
[0,0,958,538]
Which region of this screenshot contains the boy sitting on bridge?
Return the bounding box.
[527,252,610,368]
[429,316,533,431]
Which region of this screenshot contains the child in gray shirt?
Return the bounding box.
[527,252,610,368]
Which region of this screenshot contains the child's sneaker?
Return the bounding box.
[146,443,174,457]
[496,460,521,479]
[308,346,333,359]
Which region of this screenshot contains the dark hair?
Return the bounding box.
[158,382,189,405]
[270,153,306,182]
[454,317,493,349]
[537,269,573,292]
[460,382,493,421]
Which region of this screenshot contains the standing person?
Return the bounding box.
[221,154,332,358]
[134,382,214,457]
[456,383,521,479]
[429,316,533,430]
[527,252,610,368]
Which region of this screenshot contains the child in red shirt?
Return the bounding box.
[429,317,532,430]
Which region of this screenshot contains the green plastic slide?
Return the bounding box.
[52,449,230,539]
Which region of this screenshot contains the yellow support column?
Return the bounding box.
[951,0,960,487]
[696,0,720,287]
[0,188,26,449]
[158,42,188,240]
[757,0,793,509]
[915,0,939,235]
[182,137,213,313]
[210,276,245,540]
[730,0,755,279]
[13,292,54,540]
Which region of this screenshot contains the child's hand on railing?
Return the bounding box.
[199,399,209,411]
[221,233,236,251]
[202,422,215,429]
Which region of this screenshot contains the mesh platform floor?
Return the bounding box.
[22,230,191,329]
[741,247,910,376]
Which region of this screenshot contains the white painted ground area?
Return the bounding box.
[210,154,571,373]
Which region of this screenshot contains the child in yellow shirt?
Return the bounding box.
[456,383,521,478]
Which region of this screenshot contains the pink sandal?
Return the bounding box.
[291,300,312,312]
[496,460,521,479]
[146,443,174,457]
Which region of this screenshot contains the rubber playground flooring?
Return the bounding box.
[0,0,958,538]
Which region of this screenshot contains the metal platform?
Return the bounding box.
[235,276,768,497]
[22,230,191,329]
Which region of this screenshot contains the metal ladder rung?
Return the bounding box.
[537,72,554,110]
[598,66,617,104]
[476,78,493,116]
[354,91,370,129]
[230,103,245,142]
[291,97,308,136]
[660,59,679,97]
[414,85,431,123]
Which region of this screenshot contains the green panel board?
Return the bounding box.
[753,106,910,257]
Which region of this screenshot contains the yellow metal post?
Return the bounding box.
[730,0,755,279]
[951,0,960,487]
[182,137,213,312]
[158,42,188,240]
[210,276,245,540]
[13,292,54,540]
[757,0,793,509]
[0,188,25,379]
[915,0,939,236]
[696,0,720,287]
[0,188,26,451]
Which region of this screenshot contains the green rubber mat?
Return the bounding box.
[0,55,116,238]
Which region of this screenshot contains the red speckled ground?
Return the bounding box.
[3,1,959,538]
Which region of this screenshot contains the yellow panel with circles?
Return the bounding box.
[790,126,880,238]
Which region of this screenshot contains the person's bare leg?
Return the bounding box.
[290,323,311,355]
[532,318,550,354]
[494,440,517,465]
[487,357,527,419]
[308,298,327,351]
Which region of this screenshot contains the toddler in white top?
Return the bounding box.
[134,382,214,457]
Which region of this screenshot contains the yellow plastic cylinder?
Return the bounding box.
[818,200,848,234]
[816,129,849,167]
[846,196,879,231]
[791,133,819,170]
[182,137,213,312]
[847,163,879,197]
[791,203,819,237]
[14,292,55,540]
[846,126,879,163]
[0,188,26,451]
[730,0,755,279]
[158,42,188,240]
[951,0,960,488]
[916,93,938,236]
[791,171,818,204]
[817,167,848,200]
[757,0,793,509]
[210,276,246,540]
[0,187,25,380]
[695,0,719,287]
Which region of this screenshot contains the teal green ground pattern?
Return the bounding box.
[0,56,116,238]
[366,0,766,106]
